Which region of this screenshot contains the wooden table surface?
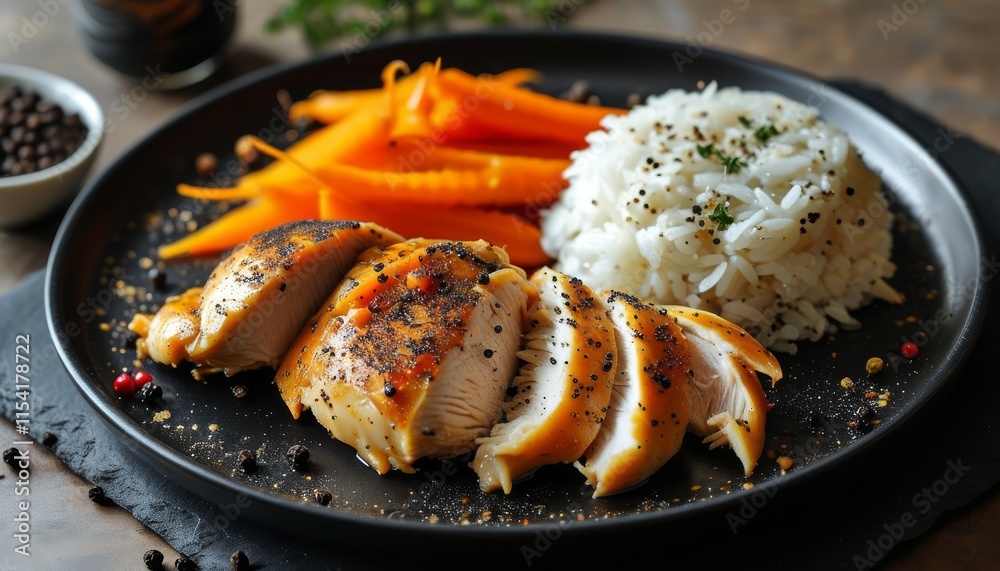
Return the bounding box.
[1,1,997,569]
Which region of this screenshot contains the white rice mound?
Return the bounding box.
[540,83,902,353]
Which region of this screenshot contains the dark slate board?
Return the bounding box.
[2,81,999,571]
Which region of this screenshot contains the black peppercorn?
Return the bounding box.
[174,555,196,571]
[852,406,878,435]
[314,488,332,506]
[42,431,57,446]
[0,86,88,178]
[286,444,309,471]
[148,268,167,291]
[229,550,249,571]
[144,549,165,569]
[136,382,163,405]
[88,486,107,504]
[237,449,256,474]
[2,447,20,469]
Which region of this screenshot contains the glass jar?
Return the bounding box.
[71,0,238,90]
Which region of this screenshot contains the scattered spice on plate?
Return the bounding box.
[286,444,310,471]
[777,456,794,470]
[865,357,885,374]
[850,406,878,435]
[840,377,854,389]
[136,382,163,405]
[195,152,218,177]
[314,488,332,505]
[236,449,256,473]
[148,268,167,291]
[113,372,137,396]
[232,385,249,399]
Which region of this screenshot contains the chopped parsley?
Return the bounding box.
[696,143,746,174]
[708,203,735,231]
[755,124,781,142]
[738,115,753,128]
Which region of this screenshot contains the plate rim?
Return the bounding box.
[44,28,991,540]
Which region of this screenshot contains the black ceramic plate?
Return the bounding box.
[46,31,987,546]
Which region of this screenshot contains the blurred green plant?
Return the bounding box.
[266,0,562,49]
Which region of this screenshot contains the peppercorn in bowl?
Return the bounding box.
[0,63,103,227]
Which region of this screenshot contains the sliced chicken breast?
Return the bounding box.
[473,267,616,493]
[130,220,402,375]
[575,292,692,498]
[277,240,537,474]
[666,307,782,476]
[129,286,201,367]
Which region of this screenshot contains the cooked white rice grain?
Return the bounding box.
[540,82,902,352]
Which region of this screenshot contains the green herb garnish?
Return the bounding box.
[738,115,753,128]
[267,0,562,49]
[755,124,781,142]
[708,203,735,231]
[696,143,746,174]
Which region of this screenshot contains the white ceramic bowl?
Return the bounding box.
[0,64,103,228]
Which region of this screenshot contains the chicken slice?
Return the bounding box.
[575,292,692,498]
[129,220,402,375]
[129,286,201,367]
[473,267,616,493]
[277,240,537,474]
[666,307,782,476]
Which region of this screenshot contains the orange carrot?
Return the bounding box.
[491,68,542,87]
[289,65,541,125]
[430,68,625,145]
[323,198,550,268]
[289,86,390,124]
[158,193,320,259]
[238,108,390,192]
[241,136,569,207]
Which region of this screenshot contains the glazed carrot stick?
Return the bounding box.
[176,184,258,201]
[430,68,625,145]
[157,193,321,259]
[236,108,390,191]
[323,198,550,268]
[286,60,418,124]
[387,64,437,140]
[491,68,542,87]
[336,140,571,173]
[445,138,580,160]
[289,86,390,124]
[288,66,541,125]
[238,136,569,207]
